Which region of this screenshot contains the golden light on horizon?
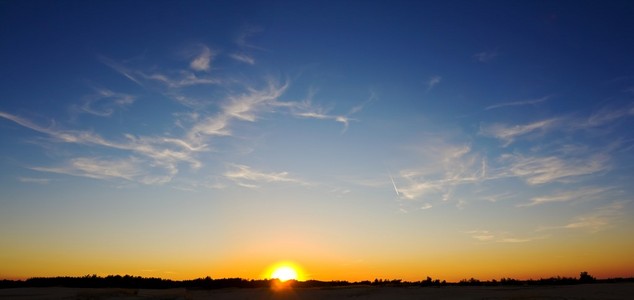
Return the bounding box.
[265,261,304,282]
[271,266,297,281]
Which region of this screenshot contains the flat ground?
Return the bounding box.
[1,283,633,299]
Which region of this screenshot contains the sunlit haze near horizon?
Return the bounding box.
[1,1,634,282]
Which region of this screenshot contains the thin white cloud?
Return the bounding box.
[465,230,544,243]
[465,230,495,241]
[473,50,498,62]
[190,46,213,71]
[235,25,263,49]
[388,172,400,197]
[518,187,610,207]
[293,111,353,133]
[100,56,221,92]
[76,88,135,117]
[32,156,174,185]
[186,80,289,145]
[420,203,433,210]
[106,54,363,134]
[6,47,380,190]
[224,164,305,187]
[2,70,360,187]
[223,80,288,122]
[541,201,627,233]
[396,144,486,201]
[479,118,559,146]
[101,55,363,134]
[501,153,610,185]
[479,191,516,203]
[498,238,535,243]
[0,111,201,184]
[481,106,634,146]
[287,89,371,133]
[426,75,441,92]
[17,177,50,184]
[98,56,144,86]
[581,105,634,128]
[146,71,221,88]
[230,53,255,65]
[485,95,551,111]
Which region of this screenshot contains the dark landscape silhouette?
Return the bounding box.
[2,272,632,290]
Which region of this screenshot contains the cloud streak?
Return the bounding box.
[465,230,543,243]
[518,187,610,207]
[32,156,174,185]
[480,118,559,146]
[76,88,135,117]
[473,50,498,62]
[17,177,51,184]
[0,111,201,184]
[224,164,305,188]
[485,95,551,111]
[230,53,255,65]
[395,144,487,201]
[501,153,610,185]
[540,201,628,233]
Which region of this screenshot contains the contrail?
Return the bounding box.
[388,171,400,198]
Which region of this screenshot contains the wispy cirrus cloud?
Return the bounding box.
[235,25,263,50]
[3,42,374,188]
[518,187,610,207]
[230,53,255,65]
[485,95,551,111]
[17,177,51,184]
[465,229,544,243]
[185,79,288,145]
[580,105,634,128]
[103,53,362,134]
[98,56,144,86]
[395,144,486,201]
[100,54,222,91]
[465,230,495,241]
[223,80,288,122]
[74,88,135,117]
[32,156,174,185]
[1,110,202,167]
[0,111,201,184]
[288,89,374,133]
[292,110,353,133]
[190,46,213,72]
[145,71,222,88]
[425,75,441,92]
[481,105,634,146]
[540,201,628,233]
[224,164,305,188]
[479,118,559,146]
[473,50,498,62]
[501,153,610,185]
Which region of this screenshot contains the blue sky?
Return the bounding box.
[1,1,634,280]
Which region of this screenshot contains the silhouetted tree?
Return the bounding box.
[579,271,595,283]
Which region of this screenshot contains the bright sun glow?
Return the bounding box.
[271,266,298,282]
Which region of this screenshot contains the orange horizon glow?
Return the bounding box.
[2,261,633,283]
[263,261,304,282]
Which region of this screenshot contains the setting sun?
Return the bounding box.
[271,266,297,282]
[266,262,304,282]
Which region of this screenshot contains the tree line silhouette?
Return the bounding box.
[1,272,632,289]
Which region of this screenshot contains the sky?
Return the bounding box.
[1,0,634,282]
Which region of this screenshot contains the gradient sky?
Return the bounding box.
[2,1,634,281]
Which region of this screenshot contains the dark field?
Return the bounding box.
[1,283,633,300]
